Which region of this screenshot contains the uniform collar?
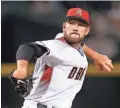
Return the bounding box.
[56,37,84,56]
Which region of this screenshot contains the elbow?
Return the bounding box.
[16,43,35,61]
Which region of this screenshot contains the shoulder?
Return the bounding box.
[42,39,69,48]
[55,33,63,39]
[34,39,71,52]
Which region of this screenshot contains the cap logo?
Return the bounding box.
[75,9,82,16]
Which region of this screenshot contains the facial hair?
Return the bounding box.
[64,31,84,44]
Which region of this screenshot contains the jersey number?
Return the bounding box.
[68,67,86,80]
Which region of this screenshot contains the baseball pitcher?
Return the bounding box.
[9,8,113,108]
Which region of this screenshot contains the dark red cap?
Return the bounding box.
[66,8,90,25]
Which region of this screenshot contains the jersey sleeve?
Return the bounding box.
[34,40,62,67]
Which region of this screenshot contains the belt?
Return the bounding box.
[37,103,55,108]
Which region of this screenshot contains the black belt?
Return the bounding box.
[37,103,55,108]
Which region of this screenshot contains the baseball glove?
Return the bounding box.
[8,70,34,97]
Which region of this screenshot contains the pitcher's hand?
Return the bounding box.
[94,54,114,72]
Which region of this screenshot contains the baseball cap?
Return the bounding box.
[66,8,90,25]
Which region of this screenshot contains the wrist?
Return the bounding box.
[17,60,28,69]
[13,60,28,79]
[92,53,101,61]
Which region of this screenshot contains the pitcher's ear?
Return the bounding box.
[85,27,90,36]
[62,22,66,31]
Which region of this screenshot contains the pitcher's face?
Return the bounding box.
[63,19,90,43]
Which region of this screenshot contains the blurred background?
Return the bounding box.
[1,1,120,108]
